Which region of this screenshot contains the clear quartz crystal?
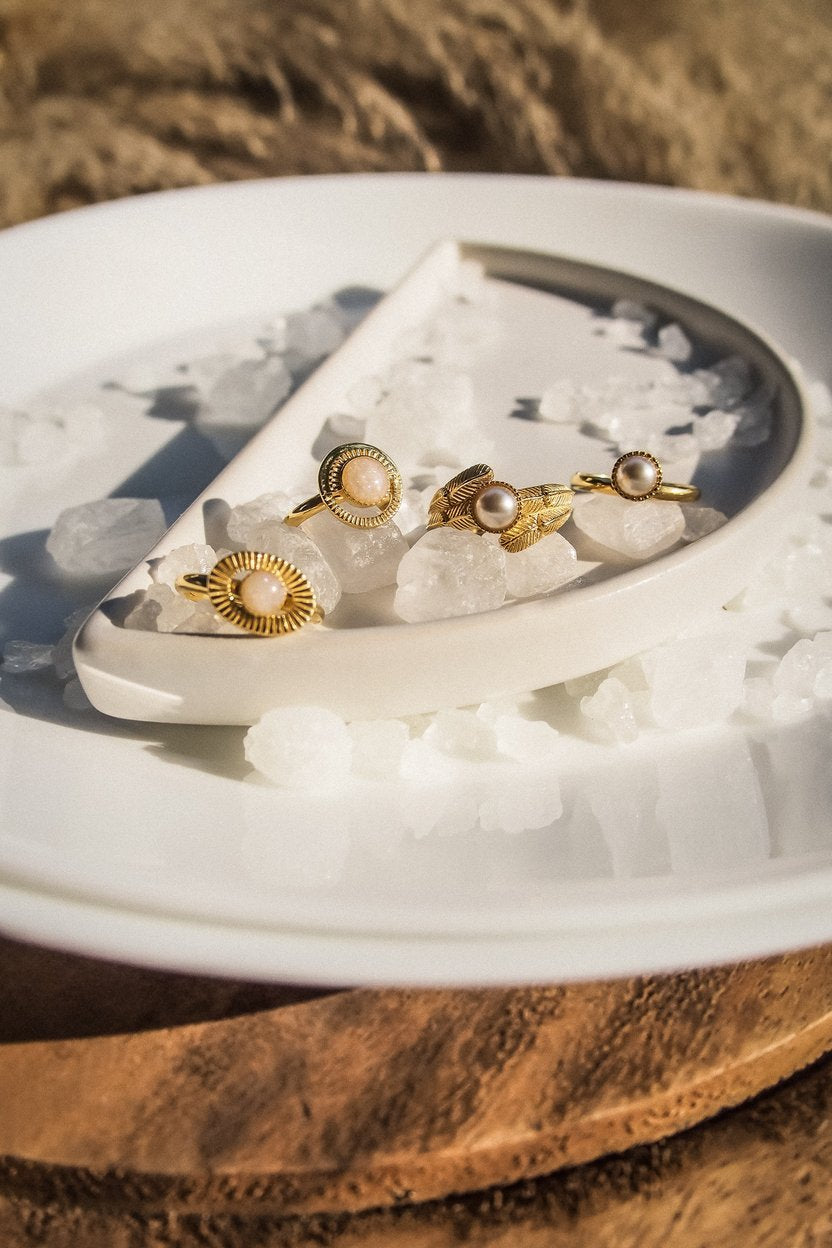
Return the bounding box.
[571,493,685,560]
[423,708,497,761]
[349,720,410,778]
[504,533,579,599]
[681,506,728,542]
[394,528,506,623]
[200,356,292,429]
[244,707,353,788]
[364,362,482,468]
[642,633,747,729]
[580,676,641,745]
[151,544,217,587]
[493,714,559,762]
[46,498,167,578]
[2,640,55,673]
[305,515,409,593]
[656,323,692,362]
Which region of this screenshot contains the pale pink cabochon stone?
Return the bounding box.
[341,455,390,507]
[239,570,288,617]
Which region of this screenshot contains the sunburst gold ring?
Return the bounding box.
[571,450,700,503]
[284,442,402,530]
[427,464,574,553]
[175,550,322,636]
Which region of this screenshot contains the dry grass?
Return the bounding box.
[0,0,830,226]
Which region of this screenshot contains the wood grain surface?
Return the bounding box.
[0,936,831,1247]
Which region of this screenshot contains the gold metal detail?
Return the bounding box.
[427,464,574,553]
[175,551,321,637]
[571,450,700,503]
[284,442,403,529]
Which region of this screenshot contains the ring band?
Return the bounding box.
[284,442,402,529]
[571,451,700,503]
[427,464,573,553]
[176,551,322,636]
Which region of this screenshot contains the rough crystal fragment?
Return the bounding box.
[2,641,54,673]
[394,529,506,622]
[47,498,167,578]
[424,708,497,761]
[692,409,739,451]
[306,515,408,593]
[642,633,747,729]
[610,299,658,330]
[656,738,769,872]
[225,493,295,543]
[245,707,353,788]
[774,632,832,700]
[681,506,728,542]
[580,677,641,744]
[538,379,579,423]
[571,493,684,560]
[200,356,291,429]
[493,714,559,762]
[53,607,94,681]
[364,361,480,468]
[283,307,345,362]
[349,720,410,779]
[504,532,579,599]
[657,323,692,362]
[151,543,217,587]
[695,355,754,408]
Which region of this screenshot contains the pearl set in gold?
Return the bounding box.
[174,442,701,635]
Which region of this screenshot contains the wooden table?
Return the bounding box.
[0,935,830,1246]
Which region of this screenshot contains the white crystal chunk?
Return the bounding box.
[493,714,559,762]
[423,708,497,761]
[642,633,747,729]
[349,720,410,779]
[47,498,167,578]
[394,529,506,623]
[504,532,579,599]
[244,707,353,788]
[2,641,55,673]
[580,676,641,745]
[306,515,408,594]
[571,493,684,560]
[151,543,217,588]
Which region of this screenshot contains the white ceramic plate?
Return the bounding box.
[1,174,831,985]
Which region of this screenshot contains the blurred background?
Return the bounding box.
[0,0,830,229]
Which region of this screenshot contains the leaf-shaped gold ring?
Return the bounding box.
[427,466,574,552]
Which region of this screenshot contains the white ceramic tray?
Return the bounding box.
[73,239,809,725]
[0,174,830,986]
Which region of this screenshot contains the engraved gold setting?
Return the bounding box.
[427,464,574,553]
[176,551,321,637]
[284,442,403,529]
[571,450,700,503]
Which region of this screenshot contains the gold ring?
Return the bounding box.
[427,464,574,553]
[571,451,700,503]
[175,550,322,636]
[284,442,402,529]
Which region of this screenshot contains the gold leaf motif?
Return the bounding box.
[501,523,544,554]
[517,485,574,516]
[447,512,480,532]
[445,464,493,507]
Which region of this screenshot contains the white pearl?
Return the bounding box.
[472,484,520,532]
[614,453,659,499]
[239,570,287,617]
[341,456,389,507]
